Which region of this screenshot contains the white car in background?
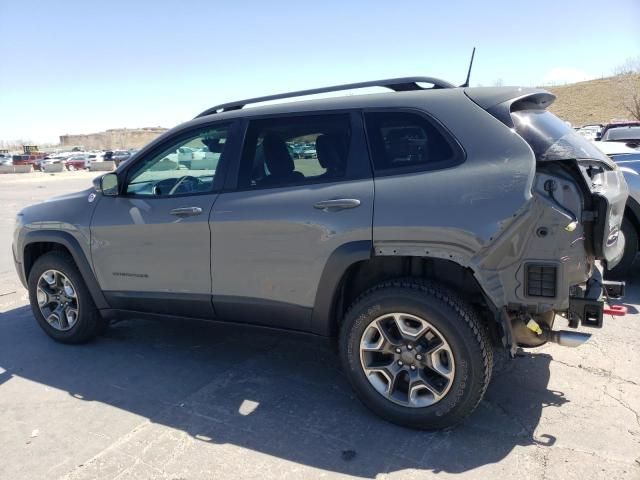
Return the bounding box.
[577,124,603,141]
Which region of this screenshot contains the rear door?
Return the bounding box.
[210,112,374,331]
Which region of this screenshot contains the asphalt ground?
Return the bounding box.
[0,171,639,479]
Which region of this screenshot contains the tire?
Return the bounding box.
[339,278,493,429]
[28,251,105,344]
[607,217,638,278]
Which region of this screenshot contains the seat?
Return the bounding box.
[258,134,304,186]
[316,134,347,179]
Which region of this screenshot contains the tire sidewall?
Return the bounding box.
[340,286,487,428]
[608,217,638,277]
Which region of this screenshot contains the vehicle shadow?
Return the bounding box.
[0,305,566,476]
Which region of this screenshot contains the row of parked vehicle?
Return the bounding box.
[576,120,640,146]
[0,149,137,170]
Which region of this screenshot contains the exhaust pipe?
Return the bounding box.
[548,330,591,348]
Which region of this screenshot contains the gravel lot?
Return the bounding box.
[0,171,639,480]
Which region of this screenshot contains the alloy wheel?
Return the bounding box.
[359,312,455,408]
[36,269,80,331]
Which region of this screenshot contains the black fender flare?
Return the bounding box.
[310,242,511,348]
[310,240,372,336]
[22,230,109,310]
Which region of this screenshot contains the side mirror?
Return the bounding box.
[95,173,119,196]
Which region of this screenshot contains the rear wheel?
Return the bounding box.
[28,251,105,344]
[339,279,492,429]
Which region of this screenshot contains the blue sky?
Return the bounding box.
[1,0,639,143]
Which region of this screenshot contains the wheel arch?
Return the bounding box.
[311,245,507,347]
[311,241,373,336]
[22,231,109,309]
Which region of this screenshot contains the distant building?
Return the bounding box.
[59,127,168,150]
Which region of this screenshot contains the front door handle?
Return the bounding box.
[170,206,203,217]
[313,198,361,212]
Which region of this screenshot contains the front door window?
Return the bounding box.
[125,124,231,196]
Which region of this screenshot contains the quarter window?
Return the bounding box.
[239,114,351,189]
[365,112,459,172]
[125,124,230,196]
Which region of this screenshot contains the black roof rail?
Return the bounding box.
[195,76,454,118]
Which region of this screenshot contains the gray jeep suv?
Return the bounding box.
[12,77,628,429]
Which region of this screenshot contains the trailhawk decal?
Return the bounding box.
[112,272,149,278]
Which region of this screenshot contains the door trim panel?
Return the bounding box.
[212,295,311,331]
[103,291,215,319]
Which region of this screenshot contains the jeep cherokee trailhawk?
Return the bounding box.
[13,77,628,428]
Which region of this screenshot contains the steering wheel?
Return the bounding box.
[168,175,201,195]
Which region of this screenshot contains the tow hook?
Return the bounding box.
[602,280,627,316]
[603,304,627,316]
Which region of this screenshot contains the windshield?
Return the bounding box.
[512,110,610,163]
[602,126,640,141]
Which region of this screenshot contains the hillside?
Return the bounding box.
[545,74,639,127]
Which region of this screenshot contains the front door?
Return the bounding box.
[210,112,374,330]
[90,122,236,318]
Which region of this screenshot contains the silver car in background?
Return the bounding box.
[597,141,640,275]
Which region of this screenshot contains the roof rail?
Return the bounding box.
[195,76,454,118]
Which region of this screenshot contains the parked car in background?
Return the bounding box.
[595,141,640,276]
[115,149,137,168]
[39,156,66,169]
[301,146,317,158]
[600,125,640,149]
[597,121,640,141]
[0,153,12,166]
[112,150,131,166]
[576,124,603,141]
[64,154,91,170]
[12,152,46,170]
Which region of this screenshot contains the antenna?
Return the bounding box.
[459,47,476,88]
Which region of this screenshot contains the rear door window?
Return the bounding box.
[238,114,352,189]
[364,111,462,173]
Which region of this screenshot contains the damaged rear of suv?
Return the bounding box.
[13,78,627,429]
[463,88,628,350]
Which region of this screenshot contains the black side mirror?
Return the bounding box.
[94,173,119,196]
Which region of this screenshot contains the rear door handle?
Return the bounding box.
[170,206,203,217]
[313,198,361,212]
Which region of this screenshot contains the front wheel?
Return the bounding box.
[339,279,493,429]
[28,251,105,344]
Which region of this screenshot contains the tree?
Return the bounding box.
[624,83,640,121]
[613,56,640,76]
[614,57,640,121]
